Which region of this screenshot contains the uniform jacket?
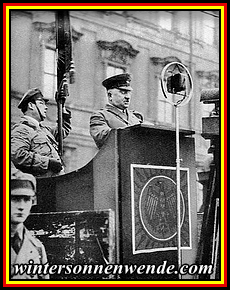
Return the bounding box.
[11,112,71,178]
[90,103,143,148]
[11,227,49,280]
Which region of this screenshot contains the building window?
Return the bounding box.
[158,98,174,123]
[157,78,174,124]
[203,12,215,45]
[33,21,82,100]
[175,11,190,36]
[32,21,57,100]
[195,11,217,45]
[43,46,57,100]
[158,11,173,30]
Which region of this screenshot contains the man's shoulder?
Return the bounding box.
[90,107,108,118]
[93,105,111,112]
[130,110,144,121]
[25,228,45,249]
[90,106,119,121]
[97,104,123,116]
[12,117,38,132]
[12,122,36,136]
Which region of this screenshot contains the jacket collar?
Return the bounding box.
[105,104,130,124]
[20,115,40,129]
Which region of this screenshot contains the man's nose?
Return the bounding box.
[17,200,26,208]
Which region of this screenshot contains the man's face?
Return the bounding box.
[34,99,48,121]
[11,189,34,225]
[108,88,132,110]
[28,98,48,122]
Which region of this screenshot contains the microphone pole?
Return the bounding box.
[175,102,182,279]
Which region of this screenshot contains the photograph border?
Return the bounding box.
[3,3,227,287]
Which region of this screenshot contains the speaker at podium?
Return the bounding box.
[31,123,197,280]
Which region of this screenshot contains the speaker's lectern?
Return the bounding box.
[33,124,197,280]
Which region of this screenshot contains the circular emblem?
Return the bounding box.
[139,175,185,241]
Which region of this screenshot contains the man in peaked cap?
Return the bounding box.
[11,88,72,177]
[90,73,144,149]
[17,88,50,115]
[11,168,49,279]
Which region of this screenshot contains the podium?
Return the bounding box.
[32,124,197,280]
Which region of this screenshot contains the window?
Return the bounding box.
[35,22,82,101]
[195,11,217,45]
[158,11,173,30]
[32,22,57,100]
[43,46,57,100]
[203,12,215,45]
[176,11,190,36]
[157,80,174,124]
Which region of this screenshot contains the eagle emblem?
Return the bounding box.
[139,175,185,241]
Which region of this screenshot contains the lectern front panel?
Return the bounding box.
[117,125,195,280]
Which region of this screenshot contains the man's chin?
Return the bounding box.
[12,218,26,224]
[122,105,129,109]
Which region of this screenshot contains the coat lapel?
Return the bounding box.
[105,104,130,125]
[13,228,41,264]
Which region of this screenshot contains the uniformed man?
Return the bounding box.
[11,168,49,279]
[11,88,71,178]
[90,73,144,149]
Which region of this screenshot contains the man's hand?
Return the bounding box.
[48,158,63,173]
[55,75,68,103]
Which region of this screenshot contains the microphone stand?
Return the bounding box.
[175,103,182,279]
[160,61,193,280]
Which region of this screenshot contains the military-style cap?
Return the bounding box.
[11,167,36,196]
[18,88,49,110]
[102,73,133,91]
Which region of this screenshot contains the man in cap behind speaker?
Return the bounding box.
[90,73,144,149]
[11,88,71,177]
[11,168,49,279]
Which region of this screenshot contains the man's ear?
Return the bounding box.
[27,102,34,110]
[108,91,112,99]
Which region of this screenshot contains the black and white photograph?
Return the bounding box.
[5,3,225,287]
